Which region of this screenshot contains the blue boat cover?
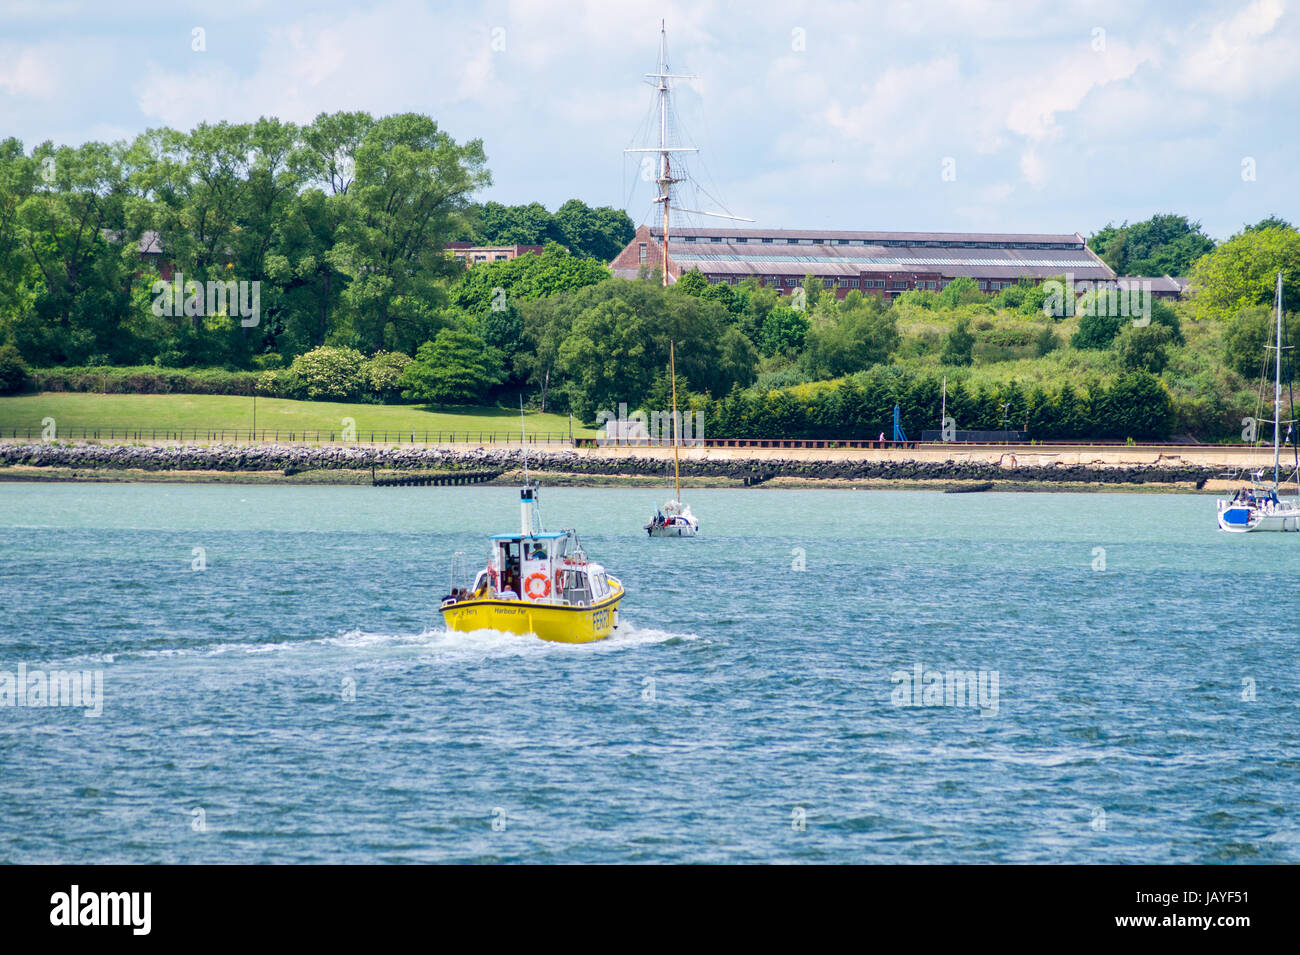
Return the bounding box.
[1223,508,1252,525]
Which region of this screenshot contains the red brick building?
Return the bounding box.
[610,224,1118,299]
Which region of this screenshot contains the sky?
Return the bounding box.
[1,0,1296,242]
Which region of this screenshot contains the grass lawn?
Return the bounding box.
[0,393,592,439]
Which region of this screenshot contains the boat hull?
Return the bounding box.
[1216,501,1300,532]
[440,587,624,643]
[647,522,698,538]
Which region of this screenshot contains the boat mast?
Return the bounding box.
[670,340,681,500]
[656,22,674,288]
[1275,271,1283,488]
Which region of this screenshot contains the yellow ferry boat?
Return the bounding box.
[440,484,625,643]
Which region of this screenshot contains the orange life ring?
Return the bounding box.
[554,568,565,593]
[524,572,551,600]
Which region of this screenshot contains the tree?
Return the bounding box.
[1222,306,1300,378]
[1115,323,1173,373]
[333,113,490,353]
[524,278,756,421]
[800,295,898,379]
[1088,214,1215,276]
[936,276,982,307]
[362,350,412,400]
[1188,225,1300,318]
[0,342,28,394]
[288,345,367,399]
[672,268,708,297]
[941,316,975,365]
[399,329,505,404]
[759,306,809,356]
[1070,311,1125,350]
[450,242,609,314]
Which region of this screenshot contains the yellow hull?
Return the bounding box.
[440,585,624,644]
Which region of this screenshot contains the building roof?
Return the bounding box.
[1118,275,1189,294]
[646,226,1113,280]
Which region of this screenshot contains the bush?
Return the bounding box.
[362,351,413,401]
[256,368,298,398]
[288,346,367,400]
[1115,324,1173,374]
[28,365,262,396]
[941,317,974,366]
[0,344,30,395]
[399,330,505,404]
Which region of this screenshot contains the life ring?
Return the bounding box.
[524,572,551,600]
[554,568,565,593]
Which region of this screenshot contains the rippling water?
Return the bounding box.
[1,482,1296,863]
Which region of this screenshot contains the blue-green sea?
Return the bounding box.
[1,483,1297,864]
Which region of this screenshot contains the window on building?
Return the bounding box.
[710,236,722,243]
[822,278,834,288]
[762,237,773,244]
[639,243,647,264]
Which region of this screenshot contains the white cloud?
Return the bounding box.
[1178,0,1293,94]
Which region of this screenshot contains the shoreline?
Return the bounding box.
[0,441,1249,493]
[0,465,1227,495]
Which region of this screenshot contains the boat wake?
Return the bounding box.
[52,619,698,669]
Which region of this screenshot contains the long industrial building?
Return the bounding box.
[610,224,1125,299]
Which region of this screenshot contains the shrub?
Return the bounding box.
[288,346,367,400]
[362,351,414,401]
[27,365,261,395]
[399,330,504,404]
[0,344,30,395]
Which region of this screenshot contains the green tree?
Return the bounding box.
[289,345,367,399]
[1188,225,1300,318]
[1115,323,1173,373]
[398,329,505,404]
[800,295,898,379]
[941,316,975,365]
[1088,214,1215,276]
[936,276,982,308]
[1070,311,1125,350]
[759,305,809,356]
[333,113,490,353]
[0,342,29,394]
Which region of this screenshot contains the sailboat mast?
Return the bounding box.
[1275,271,1284,487]
[670,340,681,500]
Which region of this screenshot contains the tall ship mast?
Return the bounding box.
[625,22,751,287]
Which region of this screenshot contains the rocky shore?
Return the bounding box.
[0,442,1219,487]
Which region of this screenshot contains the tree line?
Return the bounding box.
[0,113,632,372]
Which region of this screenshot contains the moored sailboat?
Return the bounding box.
[646,341,699,538]
[1216,272,1300,532]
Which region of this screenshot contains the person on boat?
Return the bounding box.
[529,543,546,560]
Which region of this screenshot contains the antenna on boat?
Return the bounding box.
[520,393,529,486]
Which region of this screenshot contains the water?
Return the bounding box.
[1,483,1297,863]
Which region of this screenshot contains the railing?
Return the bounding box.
[0,427,1277,453]
[0,428,576,444]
